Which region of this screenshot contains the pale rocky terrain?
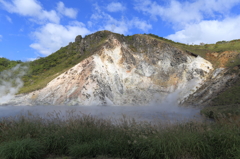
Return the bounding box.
[6,32,215,106]
[184,66,240,106]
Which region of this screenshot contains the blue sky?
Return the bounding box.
[0,0,240,61]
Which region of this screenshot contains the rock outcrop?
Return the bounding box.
[6,31,214,106]
[183,65,240,106]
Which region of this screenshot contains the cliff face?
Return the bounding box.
[8,32,213,106]
[184,66,240,106]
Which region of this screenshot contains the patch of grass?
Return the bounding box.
[0,138,44,159]
[211,76,240,106]
[1,111,240,159]
[46,157,70,159]
[200,104,240,122]
[69,142,100,158]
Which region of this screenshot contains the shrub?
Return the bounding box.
[0,138,45,159]
[68,139,113,158]
[68,143,96,158]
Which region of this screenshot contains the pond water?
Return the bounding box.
[0,105,203,124]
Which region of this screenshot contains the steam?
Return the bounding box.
[159,78,200,106]
[0,64,28,104]
[140,78,203,122]
[0,105,202,124]
[0,80,202,123]
[0,71,203,124]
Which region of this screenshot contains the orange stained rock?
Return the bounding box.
[206,51,239,68]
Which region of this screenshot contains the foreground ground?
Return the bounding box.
[0,108,240,159]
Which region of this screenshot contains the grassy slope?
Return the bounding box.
[20,45,84,94]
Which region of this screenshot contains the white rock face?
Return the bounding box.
[8,35,213,106]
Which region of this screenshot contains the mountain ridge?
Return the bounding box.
[3,31,212,106]
[1,30,240,106]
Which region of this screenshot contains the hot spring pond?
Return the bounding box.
[0,105,202,123]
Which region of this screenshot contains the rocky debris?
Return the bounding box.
[205,51,240,68]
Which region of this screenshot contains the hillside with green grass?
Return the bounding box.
[0,58,22,72]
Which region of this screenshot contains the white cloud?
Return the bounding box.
[134,0,240,27]
[103,23,129,35]
[102,17,152,34]
[106,2,126,12]
[167,16,240,44]
[96,15,151,34]
[135,0,240,44]
[89,4,151,34]
[26,58,37,61]
[130,18,152,31]
[57,1,78,19]
[5,15,12,23]
[0,35,2,41]
[0,0,60,23]
[0,0,84,56]
[30,22,91,55]
[0,0,42,16]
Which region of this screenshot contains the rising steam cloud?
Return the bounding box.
[0,64,28,104]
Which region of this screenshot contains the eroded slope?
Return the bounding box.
[7,33,213,106]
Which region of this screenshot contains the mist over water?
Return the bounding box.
[0,105,202,124]
[0,65,203,123]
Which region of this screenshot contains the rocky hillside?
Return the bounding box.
[2,31,240,106]
[184,66,240,106]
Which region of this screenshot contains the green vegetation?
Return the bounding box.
[20,45,84,93]
[201,104,240,120]
[211,79,240,106]
[0,58,22,72]
[148,34,240,59]
[0,138,44,159]
[0,112,240,159]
